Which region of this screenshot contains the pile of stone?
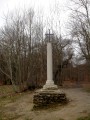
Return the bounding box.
[33,91,67,108]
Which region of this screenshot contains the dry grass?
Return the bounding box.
[0,85,25,107]
[0,85,30,120]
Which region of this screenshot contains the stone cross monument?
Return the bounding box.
[33,29,67,108]
[43,29,58,90]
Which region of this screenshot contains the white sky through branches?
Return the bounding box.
[0,0,70,36]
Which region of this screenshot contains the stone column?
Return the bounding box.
[43,42,58,90]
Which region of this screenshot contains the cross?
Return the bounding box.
[45,29,54,42]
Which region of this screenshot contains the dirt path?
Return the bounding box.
[2,88,90,120]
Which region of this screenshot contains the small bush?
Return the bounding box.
[77,115,90,120]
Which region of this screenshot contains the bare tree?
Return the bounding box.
[69,0,90,65]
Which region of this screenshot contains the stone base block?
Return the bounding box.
[33,90,67,108]
[43,85,58,90]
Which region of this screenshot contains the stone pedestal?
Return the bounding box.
[33,90,67,108]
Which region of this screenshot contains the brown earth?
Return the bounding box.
[0,86,90,120]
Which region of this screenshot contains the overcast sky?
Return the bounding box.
[0,0,71,35]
